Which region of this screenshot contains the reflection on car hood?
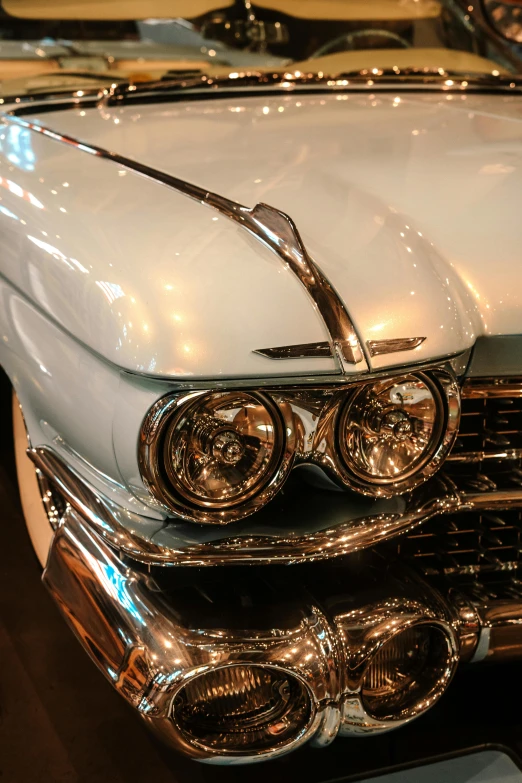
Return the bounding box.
[0,90,521,379]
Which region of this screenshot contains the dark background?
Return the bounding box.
[1,370,522,783]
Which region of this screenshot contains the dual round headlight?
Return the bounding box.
[140,372,458,523]
[140,390,293,524]
[337,373,448,494]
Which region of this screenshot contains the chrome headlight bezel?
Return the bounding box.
[139,368,461,523]
[333,370,461,497]
[139,389,296,524]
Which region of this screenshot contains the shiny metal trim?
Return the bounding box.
[2,113,364,370]
[43,510,331,763]
[43,515,459,761]
[28,445,522,567]
[448,448,522,463]
[254,341,332,360]
[139,390,296,525]
[100,71,522,111]
[4,69,522,118]
[367,337,426,358]
[462,377,522,399]
[449,377,522,464]
[137,370,460,523]
[331,370,460,497]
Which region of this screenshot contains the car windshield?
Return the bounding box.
[0,0,520,96]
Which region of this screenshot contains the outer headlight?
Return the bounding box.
[140,390,293,524]
[484,0,522,42]
[336,372,459,496]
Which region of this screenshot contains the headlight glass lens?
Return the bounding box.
[484,0,522,42]
[164,391,284,509]
[338,373,445,488]
[361,625,454,721]
[173,665,312,753]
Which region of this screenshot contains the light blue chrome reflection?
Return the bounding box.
[0,124,36,171]
[100,562,146,626]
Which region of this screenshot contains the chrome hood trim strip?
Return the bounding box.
[2,113,365,370]
[28,446,522,567]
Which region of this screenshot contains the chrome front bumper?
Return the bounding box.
[43,503,522,764]
[29,446,522,567]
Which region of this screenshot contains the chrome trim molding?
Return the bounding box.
[254,341,332,359]
[462,376,522,398]
[43,514,460,762]
[2,113,365,371]
[28,445,522,567]
[367,337,426,358]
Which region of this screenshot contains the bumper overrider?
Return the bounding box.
[33,374,522,763]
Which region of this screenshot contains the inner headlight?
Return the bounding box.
[140,391,291,523]
[484,0,522,42]
[337,372,454,495]
[361,624,456,722]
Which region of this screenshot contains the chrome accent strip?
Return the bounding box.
[4,69,522,118]
[448,448,522,463]
[2,113,365,369]
[101,71,522,110]
[462,377,522,399]
[367,337,426,358]
[27,446,522,567]
[254,341,332,360]
[27,447,178,565]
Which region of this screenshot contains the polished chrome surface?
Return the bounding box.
[449,377,522,463]
[29,444,522,567]
[367,337,426,358]
[139,391,295,524]
[43,514,461,761]
[336,372,452,495]
[253,342,332,360]
[2,112,365,371]
[139,370,460,523]
[27,447,182,565]
[101,71,522,110]
[462,377,522,399]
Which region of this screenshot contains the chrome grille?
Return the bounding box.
[395,378,522,582]
[396,509,522,577]
[449,377,522,463]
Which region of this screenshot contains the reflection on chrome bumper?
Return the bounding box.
[42,508,522,764]
[29,446,522,567]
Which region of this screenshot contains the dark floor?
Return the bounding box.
[1,371,522,783]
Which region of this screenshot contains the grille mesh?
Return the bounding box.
[395,378,522,585]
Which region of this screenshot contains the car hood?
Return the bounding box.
[1,89,521,380]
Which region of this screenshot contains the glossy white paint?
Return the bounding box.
[2,89,520,381]
[0,123,336,378]
[0,274,166,518]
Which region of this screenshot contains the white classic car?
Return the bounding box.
[2,0,522,771]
